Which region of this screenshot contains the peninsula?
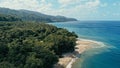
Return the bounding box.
[54,39,105,68]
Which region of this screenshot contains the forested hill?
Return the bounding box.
[0,7,77,22]
[0,22,77,68]
[0,14,21,21]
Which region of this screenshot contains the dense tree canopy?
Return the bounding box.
[0,22,77,68]
[0,14,21,21]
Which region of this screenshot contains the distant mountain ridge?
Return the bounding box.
[0,7,77,22]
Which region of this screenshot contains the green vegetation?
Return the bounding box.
[0,7,77,22]
[0,14,21,21]
[0,22,77,68]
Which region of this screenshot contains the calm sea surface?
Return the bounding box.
[49,21,120,68]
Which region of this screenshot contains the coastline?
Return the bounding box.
[54,38,105,68]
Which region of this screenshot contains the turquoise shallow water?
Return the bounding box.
[49,21,120,68]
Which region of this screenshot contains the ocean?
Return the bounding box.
[49,21,120,68]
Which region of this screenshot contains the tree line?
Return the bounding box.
[0,14,21,21]
[0,22,77,68]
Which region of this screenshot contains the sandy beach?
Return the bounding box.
[54,38,105,68]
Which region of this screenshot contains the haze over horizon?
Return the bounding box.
[0,0,120,20]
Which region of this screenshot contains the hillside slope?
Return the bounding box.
[0,7,77,22]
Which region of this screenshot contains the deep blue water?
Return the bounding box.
[49,21,120,68]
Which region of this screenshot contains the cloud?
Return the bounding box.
[58,0,80,7]
[113,3,117,6]
[86,0,100,7]
[101,3,107,7]
[113,2,120,6]
[0,0,38,9]
[113,13,120,16]
[0,0,101,19]
[42,0,101,18]
[0,0,53,11]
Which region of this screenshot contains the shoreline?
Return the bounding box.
[54,38,105,68]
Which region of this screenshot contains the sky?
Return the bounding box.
[0,0,120,20]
